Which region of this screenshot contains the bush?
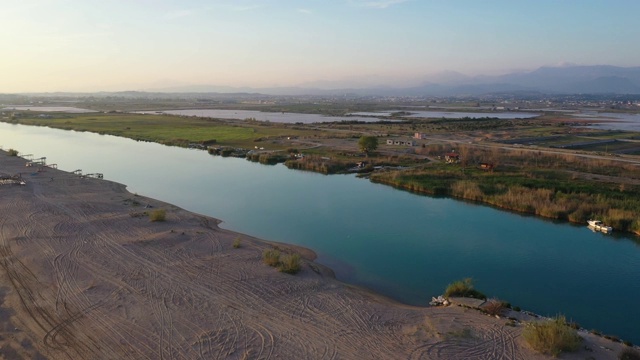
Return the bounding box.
[149,209,166,222]
[522,316,582,356]
[605,334,621,343]
[262,249,281,267]
[7,148,18,156]
[262,249,302,274]
[619,348,640,360]
[567,321,581,330]
[482,298,507,316]
[232,237,241,248]
[444,278,486,299]
[277,253,301,274]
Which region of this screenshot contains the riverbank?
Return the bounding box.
[369,157,640,236]
[5,112,640,236]
[0,151,633,359]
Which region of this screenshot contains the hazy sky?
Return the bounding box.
[2,0,639,92]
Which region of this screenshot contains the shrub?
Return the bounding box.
[232,237,241,248]
[444,278,486,299]
[7,148,18,156]
[567,321,581,330]
[149,209,166,222]
[482,298,507,316]
[262,249,302,274]
[277,253,301,274]
[605,335,621,343]
[262,249,281,267]
[522,316,582,356]
[619,348,640,360]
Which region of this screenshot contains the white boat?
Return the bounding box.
[587,220,612,233]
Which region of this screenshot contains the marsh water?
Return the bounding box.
[2,106,97,113]
[571,112,640,131]
[349,110,540,119]
[1,122,639,344]
[135,109,389,123]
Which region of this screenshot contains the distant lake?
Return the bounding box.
[571,112,640,131]
[0,122,639,345]
[349,110,540,119]
[1,106,98,113]
[135,109,389,124]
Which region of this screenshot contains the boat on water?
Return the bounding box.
[587,220,612,233]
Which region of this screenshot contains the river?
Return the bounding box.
[0,122,638,344]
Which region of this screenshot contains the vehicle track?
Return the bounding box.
[0,159,560,359]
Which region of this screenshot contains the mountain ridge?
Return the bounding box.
[146,65,640,96]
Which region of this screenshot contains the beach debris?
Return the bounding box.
[0,174,26,186]
[429,295,450,306]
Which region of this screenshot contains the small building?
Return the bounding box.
[387,139,416,146]
[479,163,494,171]
[414,132,428,140]
[444,152,460,163]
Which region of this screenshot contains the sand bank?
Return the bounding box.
[0,151,627,359]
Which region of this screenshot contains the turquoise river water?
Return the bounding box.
[0,122,638,344]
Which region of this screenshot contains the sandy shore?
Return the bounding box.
[0,151,628,359]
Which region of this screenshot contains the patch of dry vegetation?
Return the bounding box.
[373,144,640,233]
[262,248,302,274]
[523,316,582,356]
[481,298,508,316]
[444,278,486,299]
[149,209,167,222]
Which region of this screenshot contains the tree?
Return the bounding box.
[458,144,470,174]
[358,136,378,155]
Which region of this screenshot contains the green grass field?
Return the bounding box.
[10,112,319,148]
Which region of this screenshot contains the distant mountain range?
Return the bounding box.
[153,65,640,96]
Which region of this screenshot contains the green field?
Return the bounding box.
[7,112,320,148]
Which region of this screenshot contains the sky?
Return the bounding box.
[1,0,640,92]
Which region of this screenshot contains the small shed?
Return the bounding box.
[414,132,428,140]
[444,153,460,163]
[387,139,416,146]
[479,163,494,171]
